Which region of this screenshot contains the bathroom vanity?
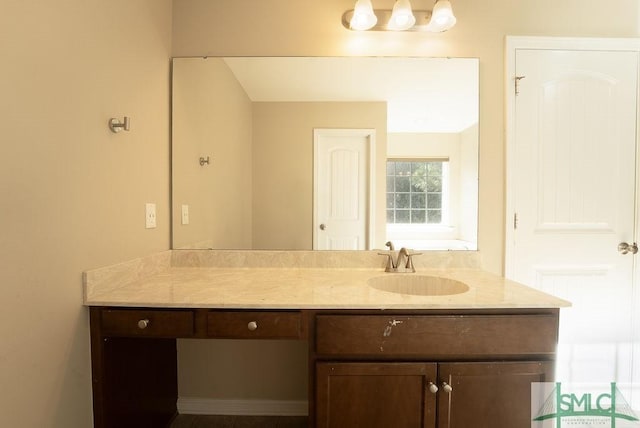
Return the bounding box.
[84,250,569,428]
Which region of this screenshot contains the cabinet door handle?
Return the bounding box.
[247,321,258,331]
[137,319,150,329]
[442,382,453,393]
[427,382,438,394]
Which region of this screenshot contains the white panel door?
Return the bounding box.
[314,129,374,250]
[506,45,639,385]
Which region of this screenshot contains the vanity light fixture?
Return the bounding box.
[388,0,415,31]
[108,116,130,133]
[350,0,378,30]
[343,0,456,32]
[427,0,456,32]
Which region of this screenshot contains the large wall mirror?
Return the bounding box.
[172,57,478,251]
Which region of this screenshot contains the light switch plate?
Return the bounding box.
[145,203,157,229]
[181,204,189,225]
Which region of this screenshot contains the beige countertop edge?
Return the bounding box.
[83,267,571,309]
[82,301,568,309]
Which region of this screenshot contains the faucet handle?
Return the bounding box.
[404,251,422,272]
[404,255,416,272]
[377,251,396,271]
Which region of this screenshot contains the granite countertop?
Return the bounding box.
[83,250,570,310]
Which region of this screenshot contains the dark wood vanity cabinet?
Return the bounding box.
[315,360,553,428]
[312,310,559,428]
[89,307,559,428]
[315,362,438,428]
[207,310,302,339]
[437,361,553,428]
[90,307,304,428]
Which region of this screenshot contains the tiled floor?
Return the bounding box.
[170,414,308,428]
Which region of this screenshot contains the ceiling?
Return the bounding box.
[223,56,479,133]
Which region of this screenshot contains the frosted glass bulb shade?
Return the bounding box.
[427,0,457,32]
[388,0,416,31]
[350,0,378,30]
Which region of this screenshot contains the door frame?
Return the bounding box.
[313,128,376,250]
[504,36,640,277]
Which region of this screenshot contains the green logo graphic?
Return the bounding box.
[533,382,639,427]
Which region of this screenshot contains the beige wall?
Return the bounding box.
[252,102,387,249]
[460,124,479,244]
[172,58,253,249]
[172,0,640,274]
[178,339,309,401]
[0,1,172,427]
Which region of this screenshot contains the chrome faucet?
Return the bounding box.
[379,241,421,273]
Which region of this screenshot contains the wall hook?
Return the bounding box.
[199,156,210,166]
[109,116,130,133]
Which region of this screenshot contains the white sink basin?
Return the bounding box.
[367,275,469,296]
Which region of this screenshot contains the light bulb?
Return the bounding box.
[350,0,378,31]
[427,0,456,32]
[388,0,415,31]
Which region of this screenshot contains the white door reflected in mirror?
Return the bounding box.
[313,128,375,250]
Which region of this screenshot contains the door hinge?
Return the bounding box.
[513,212,518,229]
[515,75,526,96]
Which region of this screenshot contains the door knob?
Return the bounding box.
[618,242,638,255]
[137,319,150,329]
[319,224,327,230]
[442,382,453,393]
[247,321,258,331]
[427,382,438,394]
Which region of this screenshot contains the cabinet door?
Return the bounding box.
[437,361,553,428]
[316,362,437,428]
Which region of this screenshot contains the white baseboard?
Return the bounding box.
[177,397,308,416]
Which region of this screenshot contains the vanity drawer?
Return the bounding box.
[315,314,558,358]
[207,311,301,339]
[100,308,195,338]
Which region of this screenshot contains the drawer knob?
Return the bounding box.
[137,319,150,329]
[442,382,453,393]
[247,321,258,331]
[428,382,438,394]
